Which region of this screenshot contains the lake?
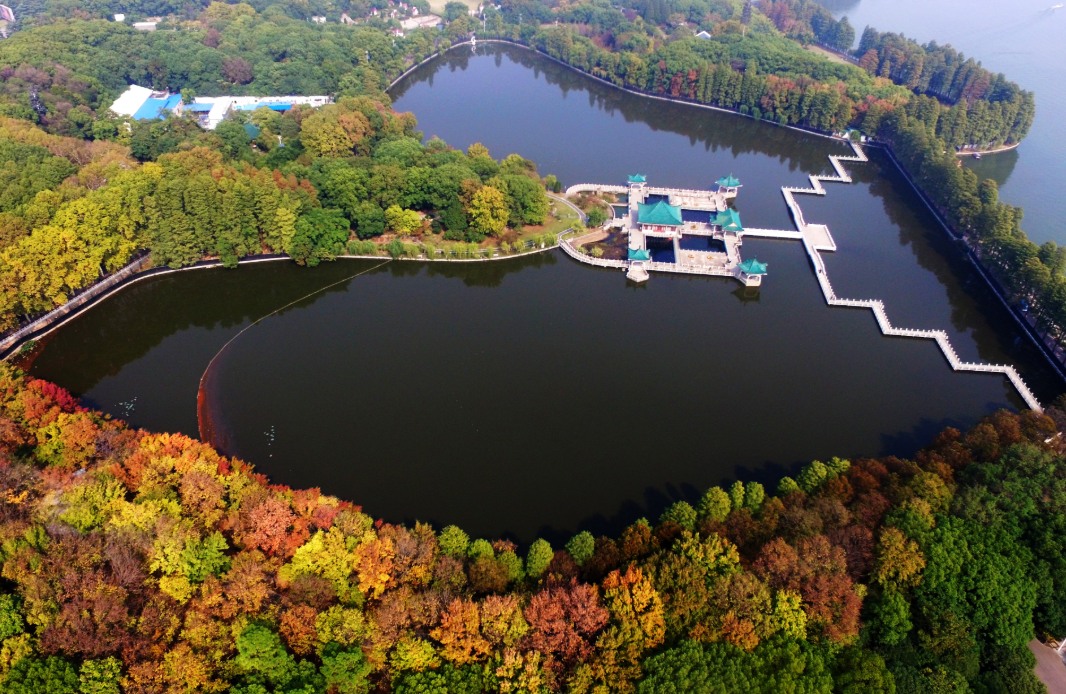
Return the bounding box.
[825,0,1066,246]
[26,45,1063,542]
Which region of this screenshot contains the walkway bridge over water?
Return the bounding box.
[560,141,1042,412]
[761,142,1041,412]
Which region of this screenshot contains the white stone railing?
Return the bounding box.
[783,141,1042,412]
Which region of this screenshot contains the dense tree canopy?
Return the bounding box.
[0,365,1061,692]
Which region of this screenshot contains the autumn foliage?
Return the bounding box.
[0,363,1060,692]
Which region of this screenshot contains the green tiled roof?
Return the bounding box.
[638,200,683,226]
[717,174,741,187]
[714,208,743,232]
[628,174,647,183]
[628,248,651,261]
[739,257,767,275]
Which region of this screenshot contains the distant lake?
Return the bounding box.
[826,0,1066,246]
[27,46,1063,541]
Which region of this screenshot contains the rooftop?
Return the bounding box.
[717,174,741,188]
[739,257,767,275]
[714,208,743,232]
[638,200,683,226]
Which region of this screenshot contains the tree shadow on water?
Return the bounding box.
[879,413,996,458]
[424,251,557,287]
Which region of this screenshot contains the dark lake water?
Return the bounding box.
[826,0,1066,246]
[27,45,1064,542]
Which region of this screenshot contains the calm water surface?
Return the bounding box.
[827,0,1066,245]
[27,46,1064,541]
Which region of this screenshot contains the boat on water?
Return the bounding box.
[1052,3,1063,9]
[974,152,982,159]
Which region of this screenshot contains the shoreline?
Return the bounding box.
[0,239,565,362]
[398,39,1064,386]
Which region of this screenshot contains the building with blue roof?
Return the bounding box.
[110,85,183,121]
[131,93,183,120]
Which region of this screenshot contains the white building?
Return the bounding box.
[188,95,332,130]
[108,85,183,120]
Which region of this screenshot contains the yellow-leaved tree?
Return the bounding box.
[468,186,509,237]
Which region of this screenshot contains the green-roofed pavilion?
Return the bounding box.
[717,174,741,188]
[739,258,767,275]
[628,248,651,261]
[638,200,683,226]
[628,174,647,183]
[714,208,743,232]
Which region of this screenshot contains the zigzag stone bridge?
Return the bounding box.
[560,141,1042,412]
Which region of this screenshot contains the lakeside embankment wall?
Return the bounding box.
[0,238,565,361]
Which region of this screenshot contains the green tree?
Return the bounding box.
[289,208,351,266]
[439,526,470,557]
[444,2,469,21]
[567,531,596,566]
[637,636,832,693]
[796,461,829,493]
[698,487,732,522]
[2,656,80,694]
[79,658,122,694]
[352,202,386,239]
[660,500,698,531]
[744,482,765,511]
[468,539,494,560]
[777,477,800,495]
[586,206,608,227]
[526,539,553,578]
[729,481,745,510]
[867,587,912,646]
[0,593,25,642]
[832,648,895,694]
[235,624,297,688]
[215,120,252,160]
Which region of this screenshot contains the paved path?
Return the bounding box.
[1031,640,1066,694]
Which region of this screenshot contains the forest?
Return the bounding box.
[0,0,1053,349]
[0,95,553,330]
[0,365,1064,692]
[0,2,1061,692]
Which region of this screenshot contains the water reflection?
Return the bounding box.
[25,44,1064,541]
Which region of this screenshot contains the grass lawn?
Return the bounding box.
[516,200,580,242]
[427,0,478,14]
[805,44,853,66]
